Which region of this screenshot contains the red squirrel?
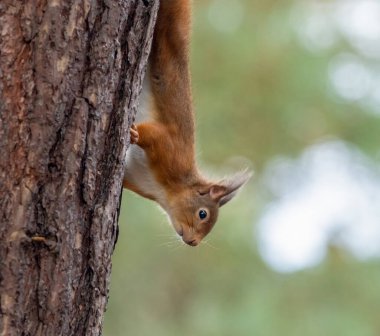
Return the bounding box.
[123,0,251,247]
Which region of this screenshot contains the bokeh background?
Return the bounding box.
[104,0,380,335]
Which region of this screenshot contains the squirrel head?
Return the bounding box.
[166,170,252,247]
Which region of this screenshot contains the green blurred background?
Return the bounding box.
[104,0,380,335]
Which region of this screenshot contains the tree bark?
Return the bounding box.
[0,1,158,335]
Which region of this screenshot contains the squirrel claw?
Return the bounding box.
[130,124,139,144]
[31,236,46,242]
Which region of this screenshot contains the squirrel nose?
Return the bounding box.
[183,238,198,247]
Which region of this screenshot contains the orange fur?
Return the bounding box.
[123,0,251,247]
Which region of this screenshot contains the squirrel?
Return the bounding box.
[123,0,252,247]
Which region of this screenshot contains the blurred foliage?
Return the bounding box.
[104,0,380,335]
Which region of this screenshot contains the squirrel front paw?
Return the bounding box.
[130,124,139,144]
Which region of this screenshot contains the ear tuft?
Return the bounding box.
[210,169,253,207]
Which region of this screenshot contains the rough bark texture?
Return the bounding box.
[0,1,158,335]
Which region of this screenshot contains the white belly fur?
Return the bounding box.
[124,77,167,207]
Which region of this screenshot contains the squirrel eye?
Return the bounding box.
[198,209,207,220]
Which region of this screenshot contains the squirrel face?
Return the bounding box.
[167,170,252,246]
[168,189,220,246]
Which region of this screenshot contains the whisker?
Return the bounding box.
[157,241,178,248]
[158,240,181,249]
[156,231,183,248]
[169,241,185,252]
[202,240,219,250]
[155,234,180,240]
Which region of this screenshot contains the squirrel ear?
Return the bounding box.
[210,169,252,207]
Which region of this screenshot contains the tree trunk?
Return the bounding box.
[0,1,158,335]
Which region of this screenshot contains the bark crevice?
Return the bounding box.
[0,1,159,335]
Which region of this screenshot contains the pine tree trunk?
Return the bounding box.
[0,1,158,335]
